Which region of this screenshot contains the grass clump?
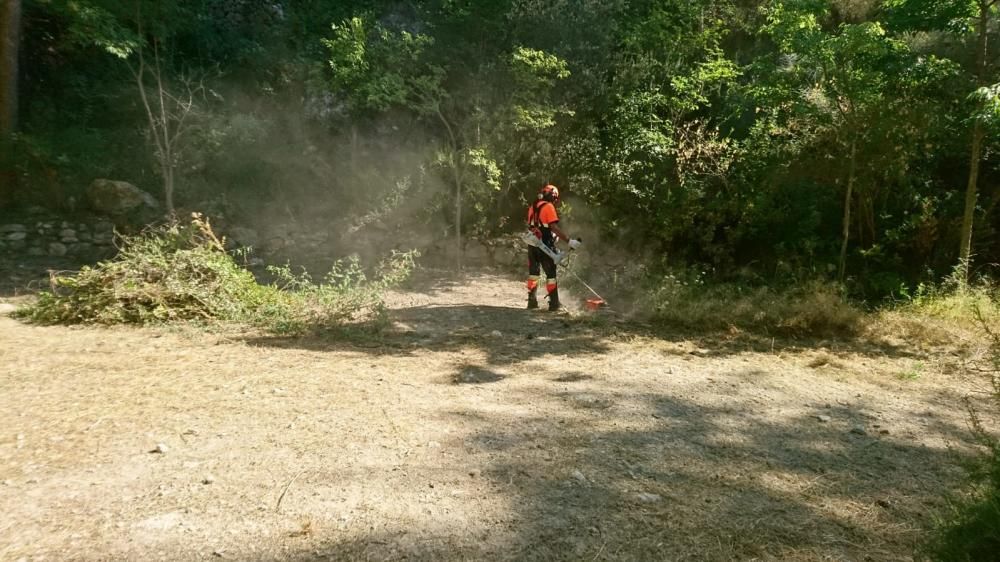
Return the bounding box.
[896,277,1000,326]
[875,276,1000,347]
[644,273,862,337]
[16,214,416,333]
[923,321,1000,561]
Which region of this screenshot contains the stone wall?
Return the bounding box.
[0,211,117,260]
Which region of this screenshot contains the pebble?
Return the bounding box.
[202,474,216,485]
[571,469,586,483]
[490,330,502,337]
[636,492,662,503]
[152,443,168,454]
[850,426,867,435]
[815,415,832,423]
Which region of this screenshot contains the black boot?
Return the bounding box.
[547,288,561,311]
[527,290,539,309]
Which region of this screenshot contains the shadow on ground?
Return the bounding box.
[243,301,931,370]
[269,384,971,561]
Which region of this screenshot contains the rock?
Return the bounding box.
[202,474,216,485]
[490,330,503,337]
[69,243,94,255]
[151,443,168,454]
[0,303,17,316]
[850,426,867,436]
[815,415,832,423]
[570,469,587,483]
[879,428,890,435]
[87,179,159,215]
[48,242,68,257]
[5,231,27,241]
[0,224,26,233]
[636,492,662,503]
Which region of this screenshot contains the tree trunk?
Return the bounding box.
[0,0,22,136]
[164,161,175,216]
[838,139,857,282]
[454,163,462,270]
[350,123,358,175]
[959,123,984,275]
[434,104,463,269]
[957,0,993,284]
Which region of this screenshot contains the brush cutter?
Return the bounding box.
[520,230,568,264]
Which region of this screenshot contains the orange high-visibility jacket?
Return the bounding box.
[527,200,559,247]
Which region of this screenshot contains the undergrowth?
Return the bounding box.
[15,214,416,334]
[876,274,1000,347]
[923,318,1000,561]
[643,272,862,337]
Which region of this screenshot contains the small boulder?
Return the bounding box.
[48,242,68,257]
[87,179,159,215]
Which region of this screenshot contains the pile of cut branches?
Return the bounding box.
[17,214,417,333]
[19,214,269,324]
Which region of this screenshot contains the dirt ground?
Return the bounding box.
[0,268,990,561]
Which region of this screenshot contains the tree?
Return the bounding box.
[959,0,998,282]
[126,36,205,216]
[0,0,21,136]
[885,0,1000,282]
[763,2,940,280]
[325,11,571,267]
[60,1,207,215]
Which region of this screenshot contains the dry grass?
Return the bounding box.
[645,279,864,337]
[872,282,1000,351]
[0,271,988,561]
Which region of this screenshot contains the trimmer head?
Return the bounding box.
[585,297,607,311]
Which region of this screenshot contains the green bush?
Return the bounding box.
[16,214,416,334]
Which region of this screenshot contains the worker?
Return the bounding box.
[526,184,580,311]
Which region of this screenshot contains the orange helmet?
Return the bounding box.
[539,184,560,203]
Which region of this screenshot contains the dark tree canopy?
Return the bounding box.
[3,0,999,295]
